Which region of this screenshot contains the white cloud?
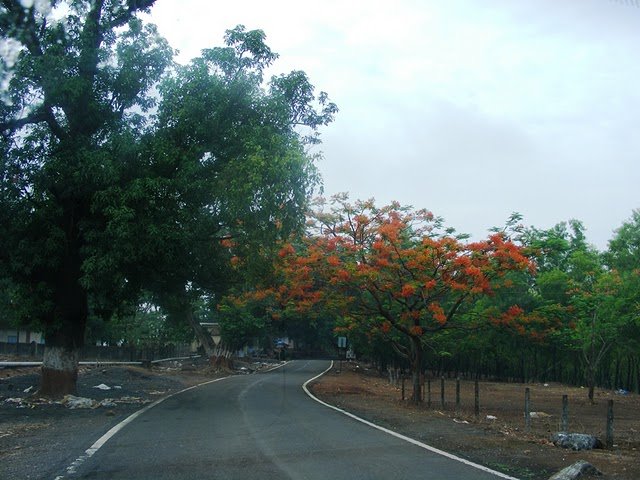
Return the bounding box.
[147,0,640,249]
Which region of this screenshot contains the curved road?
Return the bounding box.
[57,360,513,480]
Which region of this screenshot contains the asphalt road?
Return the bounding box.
[57,360,512,480]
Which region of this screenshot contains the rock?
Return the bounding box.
[4,397,24,407]
[551,432,602,451]
[531,411,552,418]
[93,383,111,390]
[486,415,497,420]
[61,395,96,409]
[548,460,602,480]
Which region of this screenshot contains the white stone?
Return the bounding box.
[548,460,602,480]
[62,395,96,409]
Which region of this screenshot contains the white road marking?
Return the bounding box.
[263,360,290,372]
[302,361,520,480]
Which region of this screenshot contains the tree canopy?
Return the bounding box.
[253,195,533,402]
[0,1,335,395]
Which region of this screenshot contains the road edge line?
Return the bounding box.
[302,361,520,480]
[263,360,290,372]
[54,375,230,479]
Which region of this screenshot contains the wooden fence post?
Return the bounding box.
[441,376,445,409]
[561,395,568,432]
[455,378,461,412]
[401,376,405,401]
[474,380,480,418]
[427,379,431,408]
[606,399,614,449]
[524,387,531,433]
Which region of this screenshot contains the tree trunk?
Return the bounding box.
[209,343,234,371]
[587,368,595,404]
[40,346,79,397]
[186,309,217,357]
[39,224,87,397]
[410,336,423,404]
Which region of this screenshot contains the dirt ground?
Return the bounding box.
[309,362,640,480]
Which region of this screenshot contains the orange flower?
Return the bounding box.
[278,243,295,258]
[335,269,351,281]
[424,279,437,290]
[220,238,236,248]
[428,302,447,324]
[327,255,341,266]
[409,325,423,336]
[401,284,415,298]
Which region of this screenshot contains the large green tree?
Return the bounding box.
[1,0,172,396]
[0,1,335,396]
[90,25,335,359]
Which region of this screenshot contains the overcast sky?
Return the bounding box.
[147,0,640,250]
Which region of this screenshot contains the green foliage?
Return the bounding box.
[87,300,193,348]
[217,296,269,351]
[605,209,640,272]
[0,1,334,374]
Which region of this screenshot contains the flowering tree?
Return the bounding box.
[276,195,534,402]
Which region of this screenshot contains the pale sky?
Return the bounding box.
[147,0,640,250]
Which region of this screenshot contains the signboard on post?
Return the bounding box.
[337,337,347,349]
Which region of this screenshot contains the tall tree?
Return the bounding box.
[0,2,335,396]
[1,0,171,395]
[131,25,335,359]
